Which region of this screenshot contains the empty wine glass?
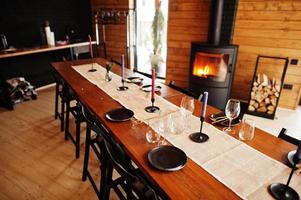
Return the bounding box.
[223,99,240,134]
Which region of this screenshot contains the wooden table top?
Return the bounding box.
[0,41,96,59]
[51,58,297,200]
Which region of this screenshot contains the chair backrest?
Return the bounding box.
[168,81,197,98]
[73,46,89,60]
[80,104,110,138]
[278,128,300,146]
[103,137,159,200]
[81,103,159,199]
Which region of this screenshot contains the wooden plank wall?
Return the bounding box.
[232,0,301,109]
[91,0,129,65]
[165,0,210,87]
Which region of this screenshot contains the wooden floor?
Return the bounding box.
[0,87,118,200]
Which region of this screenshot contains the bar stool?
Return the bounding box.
[81,104,107,199]
[64,90,85,158]
[103,136,159,200]
[168,80,197,97]
[81,104,159,200]
[53,72,65,131]
[278,128,300,146]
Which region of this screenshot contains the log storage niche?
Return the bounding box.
[247,55,288,119]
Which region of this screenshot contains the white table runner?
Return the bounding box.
[73,63,301,199]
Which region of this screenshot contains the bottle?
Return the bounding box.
[45,21,55,46]
[0,34,8,49]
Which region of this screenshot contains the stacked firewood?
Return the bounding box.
[248,73,281,115]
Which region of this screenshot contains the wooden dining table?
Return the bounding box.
[51,58,297,200]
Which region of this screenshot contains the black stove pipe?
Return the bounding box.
[208,0,224,46]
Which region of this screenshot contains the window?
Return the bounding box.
[135,0,168,78]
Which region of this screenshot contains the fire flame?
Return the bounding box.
[196,65,210,77]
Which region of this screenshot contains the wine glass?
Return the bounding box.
[223,99,240,134]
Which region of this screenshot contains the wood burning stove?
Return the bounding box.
[188,0,239,109]
[189,43,238,109]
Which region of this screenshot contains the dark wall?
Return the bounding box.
[0,0,92,47]
[0,0,92,87]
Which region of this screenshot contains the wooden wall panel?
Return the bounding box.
[232,0,301,109]
[165,0,210,87]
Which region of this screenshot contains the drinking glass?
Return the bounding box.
[180,96,195,115]
[157,115,167,145]
[223,99,240,134]
[145,120,160,144]
[239,118,255,141]
[166,113,176,135]
[180,96,195,130]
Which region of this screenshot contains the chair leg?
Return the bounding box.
[102,160,113,200]
[60,97,65,132]
[65,99,70,140]
[82,124,91,181]
[75,118,81,158]
[54,83,59,119]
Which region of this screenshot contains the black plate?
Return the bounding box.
[141,84,161,92]
[125,76,144,83]
[209,112,241,127]
[148,146,187,171]
[105,108,134,122]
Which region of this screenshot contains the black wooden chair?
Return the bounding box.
[81,104,159,200]
[168,81,197,98]
[64,91,85,158]
[53,72,65,131]
[53,72,85,158]
[278,128,300,146]
[103,136,159,200]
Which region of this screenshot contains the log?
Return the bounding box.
[257,106,267,112]
[271,96,277,106]
[250,100,256,106]
[265,98,270,104]
[262,74,269,86]
[275,85,281,92]
[259,102,266,107]
[267,105,275,111]
[248,105,255,111]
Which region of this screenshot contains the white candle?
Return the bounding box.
[201,92,208,119]
[95,15,99,45]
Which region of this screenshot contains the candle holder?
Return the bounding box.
[190,117,209,143]
[269,143,301,200]
[88,63,97,72]
[145,98,160,113]
[117,79,128,91]
[269,164,299,200]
